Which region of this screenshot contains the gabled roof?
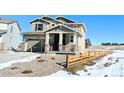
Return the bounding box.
[30,18,49,24]
[0,18,16,24]
[43,24,76,33]
[64,23,86,32]
[42,16,62,24]
[56,16,75,23]
[0,18,21,31]
[0,30,7,35]
[82,23,87,32]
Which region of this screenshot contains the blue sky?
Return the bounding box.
[0,15,124,45]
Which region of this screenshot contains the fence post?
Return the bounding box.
[66,54,69,68]
[87,51,90,57]
[80,53,82,59]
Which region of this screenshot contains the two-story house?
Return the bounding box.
[0,18,21,51]
[22,16,86,54]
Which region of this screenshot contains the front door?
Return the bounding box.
[63,34,66,45]
[53,34,59,51]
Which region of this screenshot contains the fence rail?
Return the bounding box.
[66,50,112,68]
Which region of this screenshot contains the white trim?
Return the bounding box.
[64,23,86,32]
[43,24,77,33]
[56,16,76,23]
[82,23,87,32]
[64,23,83,24]
[42,16,62,24]
[30,18,49,24]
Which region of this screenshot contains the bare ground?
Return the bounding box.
[0,54,66,77]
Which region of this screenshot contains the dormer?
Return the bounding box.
[30,18,49,32]
[64,23,82,30]
[56,16,75,23]
[64,23,86,37]
[42,16,62,27]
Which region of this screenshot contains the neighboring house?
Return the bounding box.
[22,16,86,54]
[85,38,92,48]
[0,18,21,51]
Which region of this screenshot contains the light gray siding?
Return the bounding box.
[1,22,20,50]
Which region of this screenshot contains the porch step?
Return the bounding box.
[45,51,56,55]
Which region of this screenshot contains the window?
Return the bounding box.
[74,25,77,28]
[38,24,43,30]
[35,24,43,31]
[52,24,55,26]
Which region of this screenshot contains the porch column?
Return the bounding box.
[59,33,63,51]
[45,33,50,52]
[24,42,28,51]
[73,33,77,53]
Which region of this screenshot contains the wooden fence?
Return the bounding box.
[66,50,112,68]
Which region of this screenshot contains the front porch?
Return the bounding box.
[45,32,77,54]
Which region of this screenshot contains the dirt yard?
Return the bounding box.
[0,54,66,77]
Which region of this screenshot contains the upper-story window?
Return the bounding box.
[52,24,55,26]
[74,25,77,28]
[35,24,43,31]
[65,24,79,28]
[72,25,79,28]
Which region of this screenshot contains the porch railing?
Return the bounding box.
[49,42,76,52]
[62,44,76,52]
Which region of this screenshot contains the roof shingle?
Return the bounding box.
[0,18,16,24]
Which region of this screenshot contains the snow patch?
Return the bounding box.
[0,53,41,69]
[50,50,124,77]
